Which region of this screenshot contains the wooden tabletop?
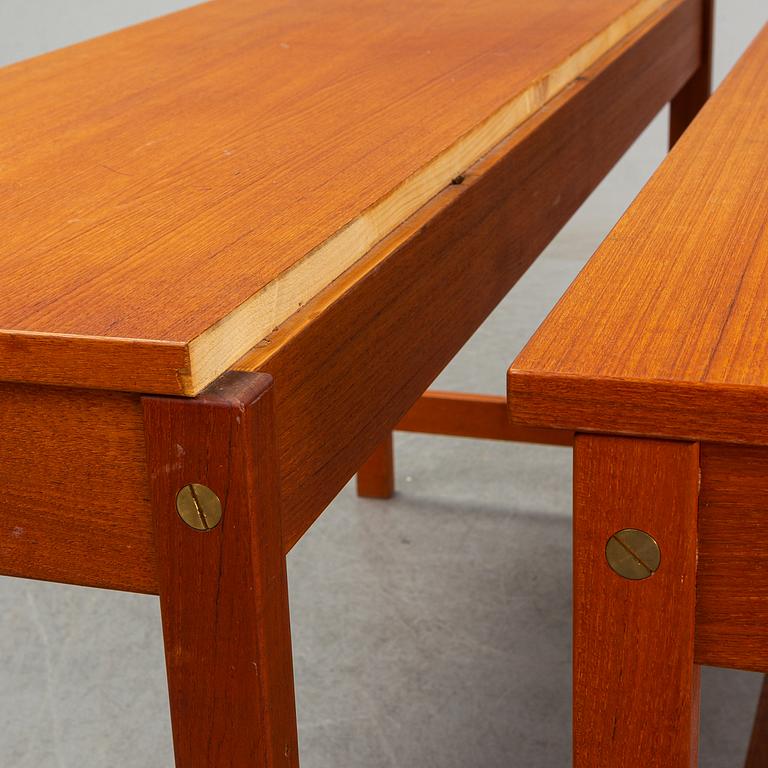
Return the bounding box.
[508,23,768,445]
[1,0,670,395]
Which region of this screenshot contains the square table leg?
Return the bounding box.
[573,434,700,766]
[356,433,395,499]
[143,372,299,767]
[669,0,713,146]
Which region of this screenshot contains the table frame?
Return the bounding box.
[505,4,768,764]
[358,0,713,501]
[570,435,768,767]
[0,1,709,765]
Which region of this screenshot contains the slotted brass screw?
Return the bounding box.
[605,528,660,580]
[176,483,222,531]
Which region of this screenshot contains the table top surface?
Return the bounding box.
[0,0,669,395]
[509,23,768,435]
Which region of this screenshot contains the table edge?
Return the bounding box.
[0,0,674,396]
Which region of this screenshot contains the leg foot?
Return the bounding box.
[356,433,395,498]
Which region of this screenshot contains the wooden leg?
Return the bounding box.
[355,392,572,499]
[573,434,700,767]
[746,676,768,768]
[143,372,299,768]
[669,0,713,147]
[356,432,395,498]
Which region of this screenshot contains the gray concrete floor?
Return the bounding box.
[1,2,767,766]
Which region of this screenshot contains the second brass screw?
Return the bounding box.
[176,483,223,531]
[605,528,660,580]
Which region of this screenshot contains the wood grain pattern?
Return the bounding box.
[397,391,573,444]
[696,443,768,673]
[573,435,700,767]
[143,372,298,768]
[0,1,698,595]
[0,0,678,394]
[238,0,700,549]
[508,374,768,446]
[509,22,768,443]
[0,382,155,593]
[746,677,768,768]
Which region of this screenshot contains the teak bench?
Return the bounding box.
[0,0,711,764]
[508,22,768,768]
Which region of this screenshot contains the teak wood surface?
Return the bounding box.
[697,444,768,673]
[669,0,713,145]
[507,13,768,766]
[357,392,572,500]
[0,0,677,396]
[356,434,396,500]
[239,0,702,549]
[360,0,712,502]
[0,0,701,593]
[144,372,297,767]
[0,1,713,766]
[396,392,573,445]
[508,22,768,444]
[573,435,700,767]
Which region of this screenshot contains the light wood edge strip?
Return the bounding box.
[238,0,692,376]
[182,0,674,395]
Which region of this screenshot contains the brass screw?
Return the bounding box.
[605,528,660,580]
[176,483,223,531]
